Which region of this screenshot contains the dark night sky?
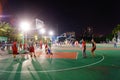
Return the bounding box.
[1,0,120,35]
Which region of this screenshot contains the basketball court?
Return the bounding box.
[0,44,120,80]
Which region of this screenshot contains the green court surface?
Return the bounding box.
[0,45,120,80]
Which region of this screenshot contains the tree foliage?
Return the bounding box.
[112,24,120,35]
[0,22,19,41]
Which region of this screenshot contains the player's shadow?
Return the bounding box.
[13,60,23,80]
[29,58,53,80]
[30,59,43,79]
[0,60,15,80]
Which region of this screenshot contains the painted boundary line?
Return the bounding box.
[0,55,104,73]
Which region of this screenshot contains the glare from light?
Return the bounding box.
[0,15,11,18]
[19,33,23,36]
[34,35,38,40]
[37,25,43,29]
[40,28,46,34]
[44,36,47,41]
[49,31,54,36]
[20,21,30,32]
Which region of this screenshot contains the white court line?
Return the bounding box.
[0,55,104,73]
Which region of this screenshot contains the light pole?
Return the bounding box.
[49,30,54,41]
[39,28,46,42]
[48,30,54,48]
[19,21,30,44]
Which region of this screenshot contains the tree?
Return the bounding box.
[112,24,120,42]
[112,24,120,36]
[0,22,19,41]
[105,33,114,42]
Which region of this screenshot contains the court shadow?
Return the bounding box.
[0,60,14,80]
[29,59,53,80]
[13,61,23,80]
[28,68,37,80]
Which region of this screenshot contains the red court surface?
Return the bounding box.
[36,52,77,59]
